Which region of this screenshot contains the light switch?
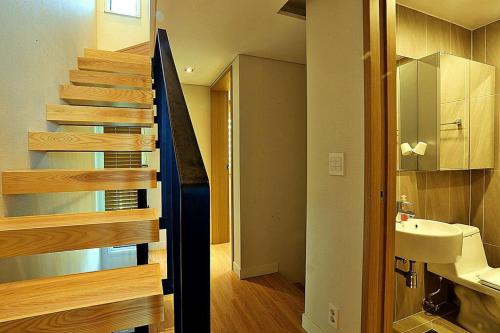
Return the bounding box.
[329,153,344,176]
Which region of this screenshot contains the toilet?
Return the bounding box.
[428,224,500,333]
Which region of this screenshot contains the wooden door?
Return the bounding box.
[211,90,230,244]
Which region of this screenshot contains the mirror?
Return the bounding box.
[397,52,495,171]
[397,58,418,171]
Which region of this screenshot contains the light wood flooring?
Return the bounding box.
[149,243,305,333]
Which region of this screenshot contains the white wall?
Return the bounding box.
[181,84,212,179]
[302,0,366,332]
[96,0,150,51]
[147,84,211,250]
[232,55,307,284]
[0,0,99,282]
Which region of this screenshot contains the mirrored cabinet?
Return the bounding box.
[397,52,495,171]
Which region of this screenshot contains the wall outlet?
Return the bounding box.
[328,303,339,329]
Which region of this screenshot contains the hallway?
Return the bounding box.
[150,243,305,332]
[211,243,306,332]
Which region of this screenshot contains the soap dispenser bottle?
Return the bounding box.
[396,195,414,222]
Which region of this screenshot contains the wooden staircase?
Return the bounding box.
[0,48,173,332]
[28,132,156,152]
[2,168,157,194]
[46,104,154,127]
[0,265,163,332]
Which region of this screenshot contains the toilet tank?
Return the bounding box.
[428,224,489,278]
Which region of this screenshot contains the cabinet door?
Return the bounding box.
[439,55,469,170]
[469,61,495,169]
[439,100,469,169]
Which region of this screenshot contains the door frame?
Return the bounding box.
[361,0,397,332]
[210,68,233,247]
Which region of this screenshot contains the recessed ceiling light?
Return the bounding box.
[185,67,195,73]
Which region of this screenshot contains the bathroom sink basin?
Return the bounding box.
[395,219,463,264]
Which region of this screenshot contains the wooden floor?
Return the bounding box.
[149,243,306,333]
[211,243,305,333]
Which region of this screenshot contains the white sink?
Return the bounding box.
[395,219,463,264]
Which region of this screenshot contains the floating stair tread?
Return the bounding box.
[0,264,163,332]
[2,168,157,194]
[0,208,159,258]
[46,104,154,127]
[84,48,150,65]
[70,69,152,89]
[59,84,153,108]
[28,132,156,152]
[79,57,151,76]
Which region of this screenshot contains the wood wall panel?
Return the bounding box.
[396,6,427,59]
[479,22,500,170]
[473,27,487,62]
[485,21,500,95]
[396,5,427,58]
[395,4,500,327]
[394,4,475,323]
[469,20,500,275]
[396,5,472,60]
[451,24,472,59]
[395,170,471,321]
[426,15,451,55]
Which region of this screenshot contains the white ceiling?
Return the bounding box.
[156,0,306,86]
[160,0,500,86]
[397,0,500,29]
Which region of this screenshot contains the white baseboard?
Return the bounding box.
[239,262,279,279]
[232,261,279,279]
[302,313,325,333]
[232,261,241,279]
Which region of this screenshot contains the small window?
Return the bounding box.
[105,0,141,18]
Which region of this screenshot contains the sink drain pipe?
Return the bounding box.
[395,257,418,289]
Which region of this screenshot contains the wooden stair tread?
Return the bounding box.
[0,209,159,258]
[59,84,153,108]
[46,104,154,127]
[0,264,163,332]
[85,48,150,65]
[79,57,151,76]
[2,168,157,194]
[70,69,152,89]
[28,131,156,152]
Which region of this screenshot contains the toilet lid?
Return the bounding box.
[479,269,500,290]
